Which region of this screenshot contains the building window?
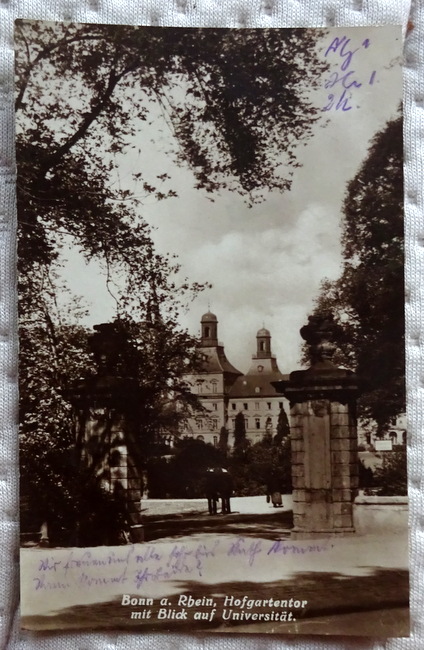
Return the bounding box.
[211,380,217,393]
[244,418,249,429]
[243,403,248,410]
[255,418,260,429]
[197,435,204,442]
[255,386,261,393]
[260,341,265,351]
[267,402,272,410]
[232,403,236,410]
[196,419,203,430]
[205,326,210,338]
[211,419,218,430]
[196,381,203,394]
[255,402,260,410]
[213,435,218,447]
[213,403,218,411]
[279,402,283,409]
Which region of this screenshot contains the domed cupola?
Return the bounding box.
[201,312,218,347]
[256,327,271,358]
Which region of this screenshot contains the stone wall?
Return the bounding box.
[290,397,358,537]
[354,495,408,533]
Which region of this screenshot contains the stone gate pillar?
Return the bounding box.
[273,313,360,538]
[69,323,144,541]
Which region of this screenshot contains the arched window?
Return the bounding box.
[205,326,210,338]
[211,380,218,393]
[260,341,265,351]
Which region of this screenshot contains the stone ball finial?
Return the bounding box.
[89,322,127,375]
[300,311,343,366]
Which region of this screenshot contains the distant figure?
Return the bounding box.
[217,468,233,514]
[267,473,283,508]
[205,468,218,515]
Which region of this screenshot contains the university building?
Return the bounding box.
[182,312,290,447]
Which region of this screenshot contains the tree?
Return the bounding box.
[19,270,100,543]
[99,316,206,465]
[219,426,229,454]
[147,439,225,498]
[233,412,247,448]
[275,406,290,445]
[228,436,292,496]
[306,115,404,433]
[16,23,328,264]
[373,448,407,496]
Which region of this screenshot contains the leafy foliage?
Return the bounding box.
[305,116,404,432]
[219,426,229,454]
[16,23,328,241]
[97,317,206,460]
[233,412,247,448]
[372,448,407,496]
[19,271,98,543]
[147,439,225,498]
[358,459,374,489]
[228,435,292,496]
[275,406,290,445]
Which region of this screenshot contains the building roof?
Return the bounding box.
[229,371,289,398]
[257,327,271,337]
[229,353,288,398]
[201,311,218,322]
[198,345,242,376]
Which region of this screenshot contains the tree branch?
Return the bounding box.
[15,26,103,112]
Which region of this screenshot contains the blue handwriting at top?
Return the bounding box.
[325,35,370,71]
[322,34,375,112]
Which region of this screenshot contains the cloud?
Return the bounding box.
[179,203,343,372]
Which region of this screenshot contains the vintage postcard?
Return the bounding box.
[16,22,407,636]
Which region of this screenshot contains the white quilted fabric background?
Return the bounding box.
[0,1,421,648]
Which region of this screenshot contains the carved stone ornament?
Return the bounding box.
[300,311,343,366]
[310,400,330,417]
[89,322,127,376]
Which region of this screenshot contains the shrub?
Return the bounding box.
[147,439,225,498]
[372,448,407,496]
[228,436,292,496]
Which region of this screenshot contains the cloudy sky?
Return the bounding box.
[62,25,402,373]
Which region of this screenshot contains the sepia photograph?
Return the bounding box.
[16,21,407,636]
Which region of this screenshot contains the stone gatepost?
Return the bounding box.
[273,313,360,538]
[69,323,144,542]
